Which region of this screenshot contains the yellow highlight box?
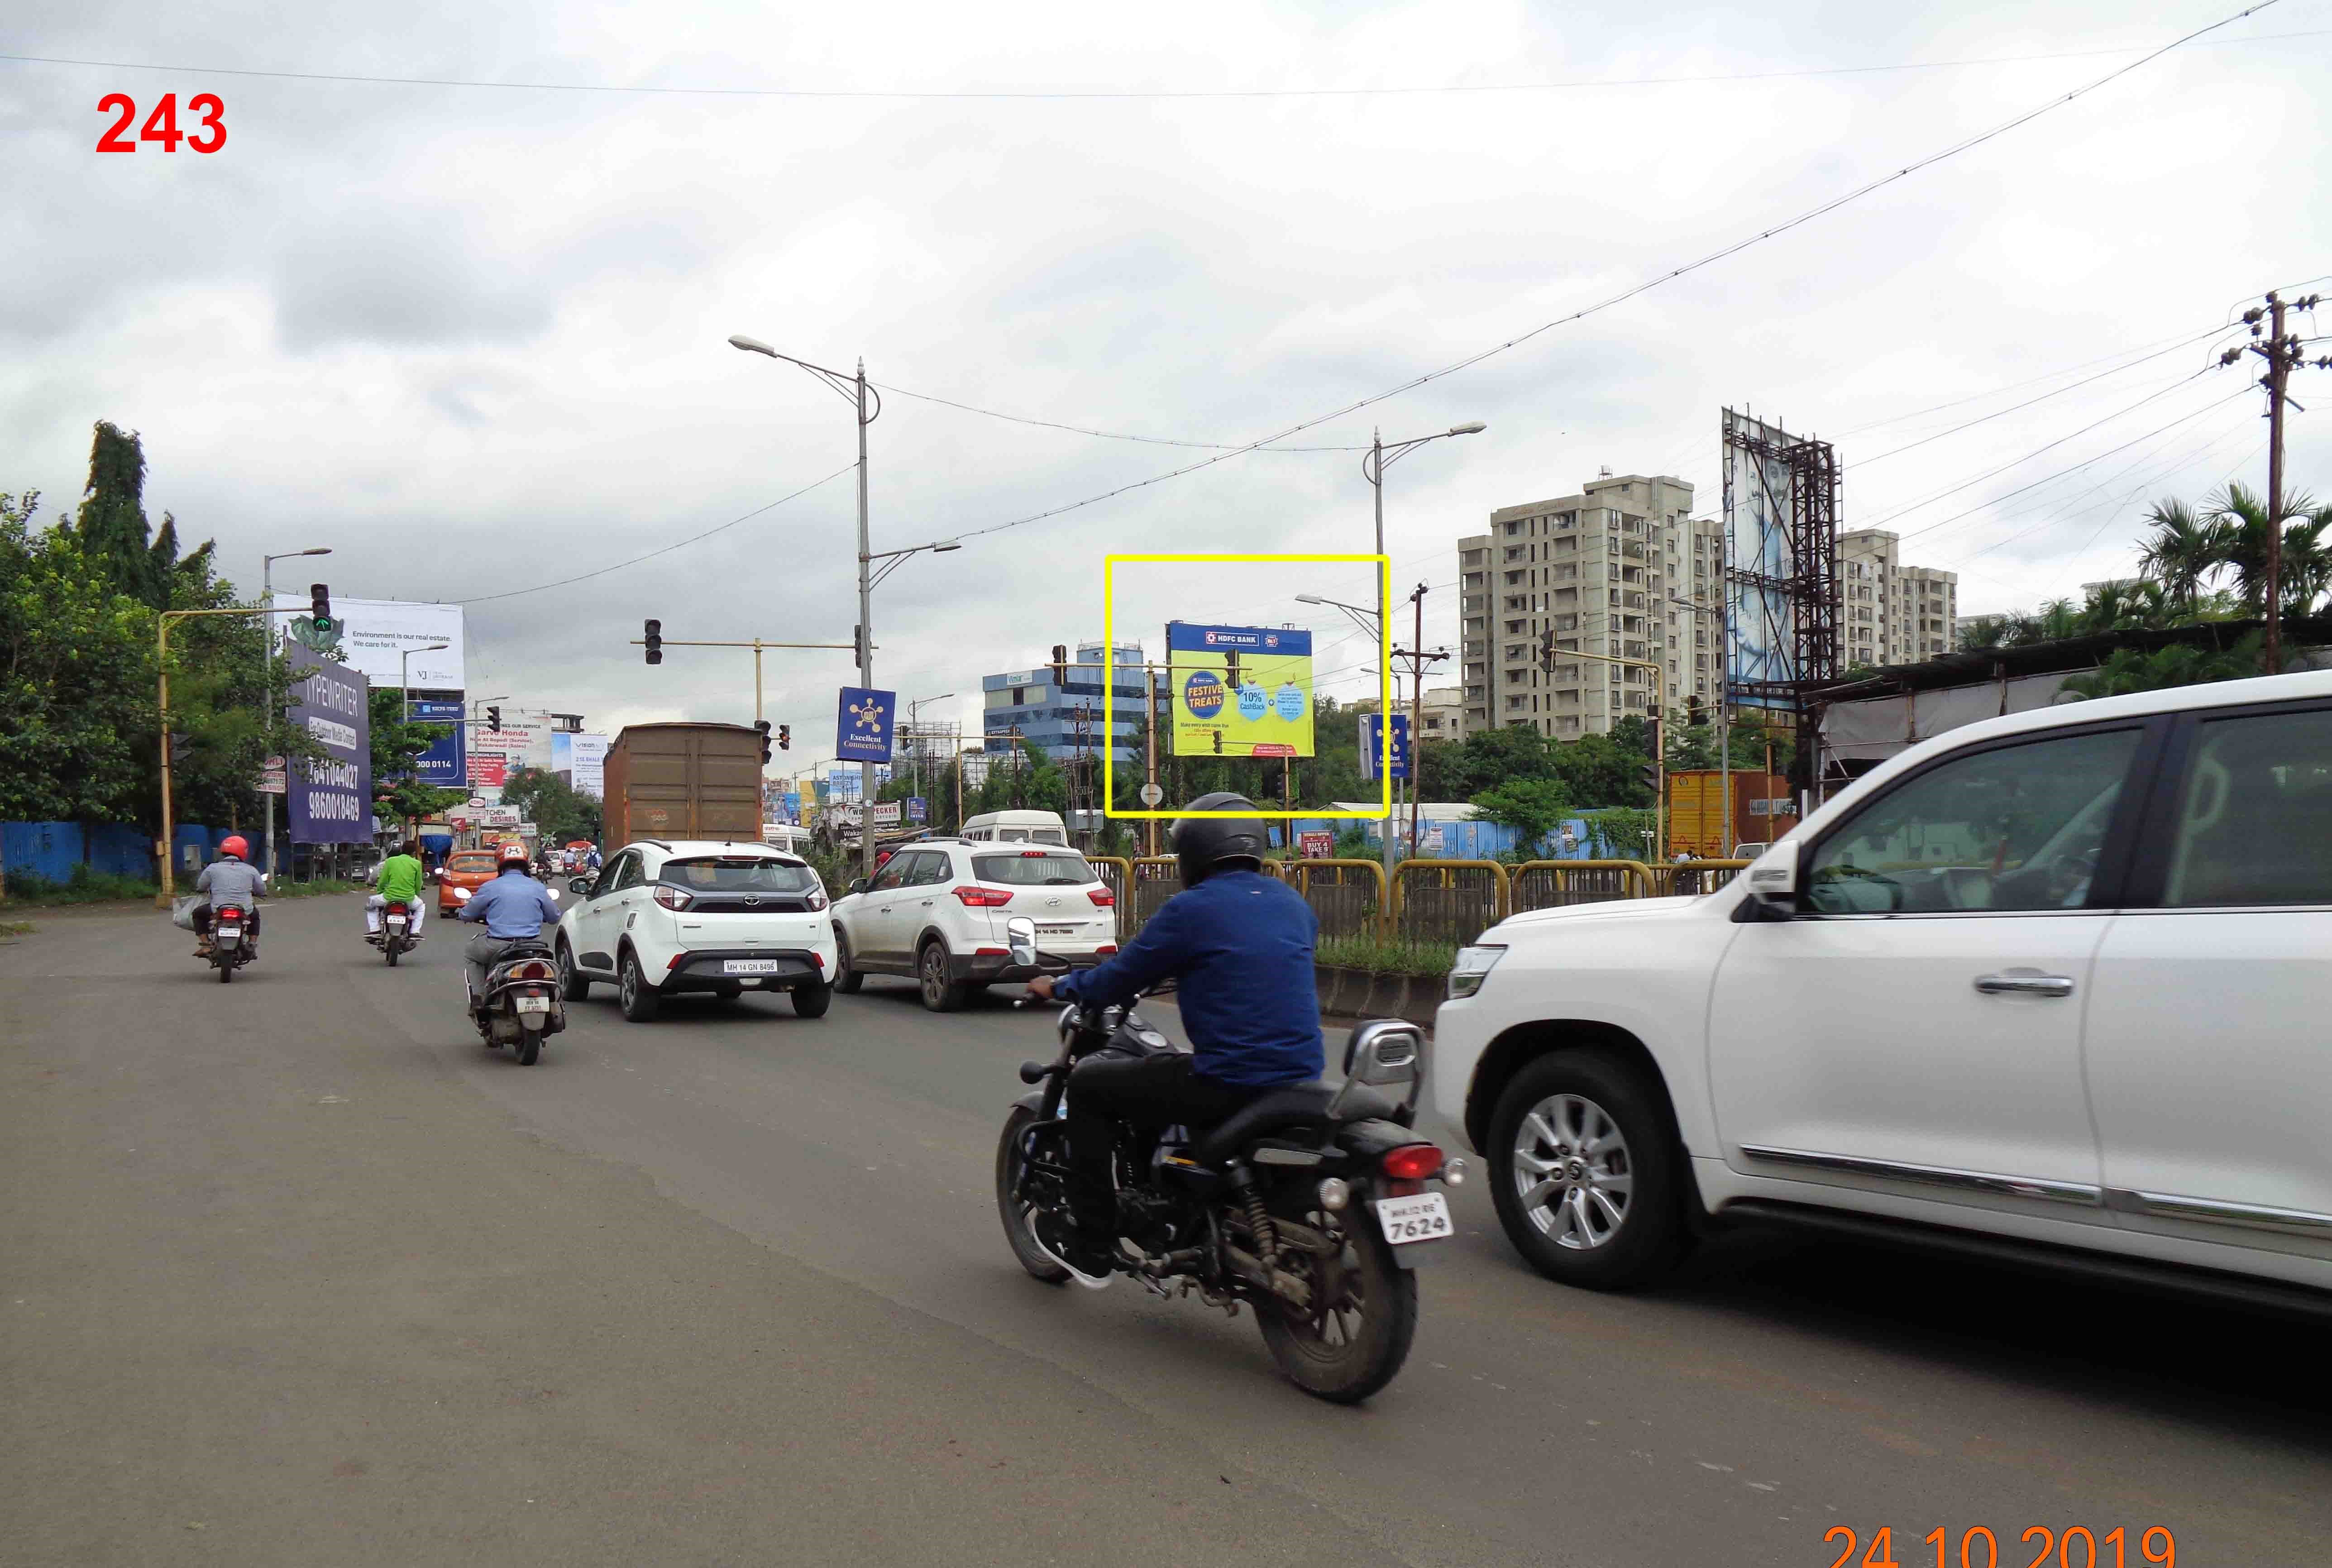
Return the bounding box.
[1103,553,1392,821]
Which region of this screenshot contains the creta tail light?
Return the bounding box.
[1096,944,1118,956]
[1380,1144,1445,1181]
[651,884,694,911]
[1086,888,1115,907]
[951,885,1013,908]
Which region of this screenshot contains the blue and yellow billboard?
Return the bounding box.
[1167,622,1314,758]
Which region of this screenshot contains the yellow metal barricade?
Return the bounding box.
[1088,856,1133,941]
[1128,856,1183,936]
[1509,859,1654,912]
[1644,859,1752,898]
[1282,858,1388,941]
[1391,859,1510,947]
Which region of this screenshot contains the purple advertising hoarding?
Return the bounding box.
[286,643,373,843]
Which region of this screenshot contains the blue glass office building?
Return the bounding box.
[982,643,1165,763]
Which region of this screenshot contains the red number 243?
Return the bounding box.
[96,93,226,154]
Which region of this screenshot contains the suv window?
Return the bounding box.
[608,851,645,893]
[1804,728,2140,914]
[973,852,1095,886]
[662,856,819,894]
[867,856,911,893]
[2164,706,2332,906]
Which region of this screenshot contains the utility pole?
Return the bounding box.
[1143,656,1163,857]
[2224,289,2330,674]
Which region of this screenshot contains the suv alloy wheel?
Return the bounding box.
[618,947,662,1023]
[918,937,967,1013]
[1487,1051,1688,1290]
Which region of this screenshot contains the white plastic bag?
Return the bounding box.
[171,895,204,931]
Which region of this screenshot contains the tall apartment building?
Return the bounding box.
[1458,472,1721,740]
[1839,529,1958,668]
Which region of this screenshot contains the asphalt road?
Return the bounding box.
[4,896,2326,1567]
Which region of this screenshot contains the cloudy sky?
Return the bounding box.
[5,0,2326,760]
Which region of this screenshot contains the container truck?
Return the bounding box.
[601,723,764,848]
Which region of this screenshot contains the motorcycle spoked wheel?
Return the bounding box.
[994,1107,1072,1286]
[1254,1209,1418,1405]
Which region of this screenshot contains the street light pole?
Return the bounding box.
[260,546,329,878]
[1358,421,1483,877]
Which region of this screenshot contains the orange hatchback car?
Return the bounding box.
[436,848,502,916]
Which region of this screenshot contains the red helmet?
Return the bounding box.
[495,839,530,869]
[219,834,250,860]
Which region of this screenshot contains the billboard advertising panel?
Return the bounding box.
[284,644,373,843]
[552,732,609,798]
[271,594,464,689]
[1167,622,1314,758]
[468,713,553,796]
[408,698,465,789]
[1722,409,1800,711]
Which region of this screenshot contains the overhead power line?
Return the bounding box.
[947,0,2285,546]
[1,28,2321,100]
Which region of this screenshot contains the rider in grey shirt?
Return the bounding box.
[192,836,267,953]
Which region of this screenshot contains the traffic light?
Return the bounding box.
[487,705,502,731]
[1538,627,1555,674]
[643,618,662,665]
[777,724,791,751]
[852,624,865,666]
[753,719,773,764]
[1686,694,1706,728]
[1050,644,1069,683]
[309,583,333,632]
[1641,759,1662,798]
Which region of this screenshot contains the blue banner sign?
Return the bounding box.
[1357,712,1410,781]
[835,686,897,762]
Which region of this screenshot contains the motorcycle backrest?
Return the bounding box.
[1329,1020,1424,1119]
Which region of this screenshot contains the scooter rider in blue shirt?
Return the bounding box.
[455,840,562,1018]
[1023,793,1323,1278]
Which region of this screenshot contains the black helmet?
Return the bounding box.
[1172,793,1269,886]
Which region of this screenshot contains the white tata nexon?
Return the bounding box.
[1433,669,2332,1310]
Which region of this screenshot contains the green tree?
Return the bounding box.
[500,765,603,846]
[2059,631,2289,700]
[366,688,468,831]
[1467,777,1572,856]
[2206,482,2332,617]
[2135,496,2229,612]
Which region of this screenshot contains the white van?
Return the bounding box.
[762,824,814,856]
[960,810,1070,846]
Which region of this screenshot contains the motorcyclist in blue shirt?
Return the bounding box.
[455,840,561,1018]
[1023,793,1322,1278]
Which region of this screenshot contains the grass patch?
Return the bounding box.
[0,918,34,936]
[271,878,360,899]
[1315,934,1457,978]
[0,866,160,908]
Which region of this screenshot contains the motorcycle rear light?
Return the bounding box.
[217,906,243,917]
[652,884,694,911]
[515,961,554,981]
[1087,888,1114,907]
[951,885,1013,907]
[1380,1144,1444,1181]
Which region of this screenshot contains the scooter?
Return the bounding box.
[469,941,566,1065]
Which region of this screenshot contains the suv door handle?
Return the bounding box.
[1974,971,2075,997]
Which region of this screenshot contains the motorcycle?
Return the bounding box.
[468,938,566,1064]
[993,916,1460,1404]
[207,902,255,983]
[366,900,422,966]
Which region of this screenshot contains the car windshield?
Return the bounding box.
[972,852,1095,886]
[663,856,818,892]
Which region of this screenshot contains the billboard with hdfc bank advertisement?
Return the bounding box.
[1167,621,1313,758]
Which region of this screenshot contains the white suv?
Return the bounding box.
[554,840,836,1023]
[830,839,1118,1011]
[1434,669,2332,1310]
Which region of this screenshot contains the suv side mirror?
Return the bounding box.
[1733,842,1801,923]
[568,876,593,895]
[847,877,867,896]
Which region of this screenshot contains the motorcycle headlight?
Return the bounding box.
[1447,944,1506,999]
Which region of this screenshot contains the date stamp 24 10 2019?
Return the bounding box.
[1825,1525,2176,1568]
[96,93,226,153]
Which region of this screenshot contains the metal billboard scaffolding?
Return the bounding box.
[1722,408,1839,801]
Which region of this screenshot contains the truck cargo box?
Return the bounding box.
[602,723,764,847]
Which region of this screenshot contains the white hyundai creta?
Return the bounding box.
[554,840,836,1023]
[828,839,1118,1011]
[1433,669,2332,1313]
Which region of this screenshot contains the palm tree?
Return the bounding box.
[2211,484,2332,617]
[2134,497,2229,612]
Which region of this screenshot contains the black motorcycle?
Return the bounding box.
[993,917,1461,1404]
[366,900,421,966]
[205,901,255,983]
[469,939,567,1065]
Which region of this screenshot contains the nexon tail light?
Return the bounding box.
[651,884,694,911]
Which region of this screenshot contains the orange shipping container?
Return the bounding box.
[601,723,764,849]
[1664,770,1797,858]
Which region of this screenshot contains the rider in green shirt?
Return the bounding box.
[368,840,430,938]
